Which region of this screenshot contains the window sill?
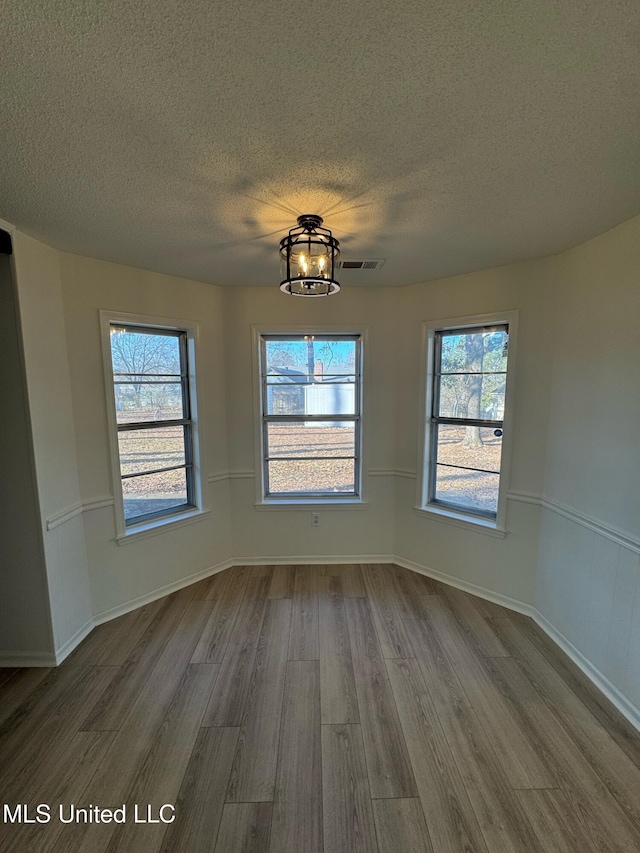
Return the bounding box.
[412,505,506,538]
[116,507,211,545]
[255,499,368,511]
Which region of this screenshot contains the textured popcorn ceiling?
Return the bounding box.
[2,1,640,287]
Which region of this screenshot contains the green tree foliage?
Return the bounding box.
[439,331,507,448]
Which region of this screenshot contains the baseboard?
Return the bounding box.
[534,611,640,732]
[0,650,57,667]
[10,559,235,667]
[92,558,234,625]
[232,554,396,566]
[394,555,640,733]
[393,556,537,618]
[15,550,638,734]
[54,618,95,665]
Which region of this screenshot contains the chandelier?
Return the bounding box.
[279,214,340,296]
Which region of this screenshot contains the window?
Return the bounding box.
[258,333,362,500]
[420,313,516,529]
[103,316,201,533]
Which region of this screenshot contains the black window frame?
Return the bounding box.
[428,323,509,521]
[109,323,196,527]
[259,333,363,500]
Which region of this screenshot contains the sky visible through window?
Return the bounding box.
[110,326,192,524]
[430,326,508,517]
[263,336,360,496]
[265,338,356,375]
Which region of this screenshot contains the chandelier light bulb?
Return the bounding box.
[279,215,340,297]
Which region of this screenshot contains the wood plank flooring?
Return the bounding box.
[1,563,640,853]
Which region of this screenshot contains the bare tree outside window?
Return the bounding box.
[260,334,362,498]
[109,325,195,525]
[429,325,509,517]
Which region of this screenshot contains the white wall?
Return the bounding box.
[222,286,398,560]
[6,215,640,729]
[388,219,640,725]
[392,258,554,604]
[11,232,93,658]
[58,252,233,618]
[535,217,640,717]
[543,217,640,537]
[0,251,54,661]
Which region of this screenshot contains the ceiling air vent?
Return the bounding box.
[337,258,385,270]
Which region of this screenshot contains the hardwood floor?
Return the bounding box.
[1,564,640,853]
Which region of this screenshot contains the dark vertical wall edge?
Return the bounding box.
[0,229,13,255]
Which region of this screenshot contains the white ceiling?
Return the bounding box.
[2,1,640,287]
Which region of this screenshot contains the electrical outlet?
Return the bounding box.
[311,512,320,527]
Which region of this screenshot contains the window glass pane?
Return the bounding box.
[265,381,356,416]
[427,323,510,519]
[110,328,182,376]
[265,338,356,377]
[267,459,355,494]
[435,424,502,473]
[114,383,184,423]
[115,374,182,382]
[267,422,355,458]
[265,382,306,415]
[118,426,187,476]
[438,374,506,420]
[433,466,500,515]
[122,468,189,522]
[265,373,357,385]
[439,329,508,375]
[261,334,361,498]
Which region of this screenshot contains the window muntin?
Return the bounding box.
[260,334,362,498]
[428,324,509,519]
[109,324,195,525]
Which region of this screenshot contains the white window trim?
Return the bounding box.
[100,310,208,541]
[415,311,518,533]
[251,324,369,507]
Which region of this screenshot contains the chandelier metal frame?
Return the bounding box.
[279,214,341,297]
